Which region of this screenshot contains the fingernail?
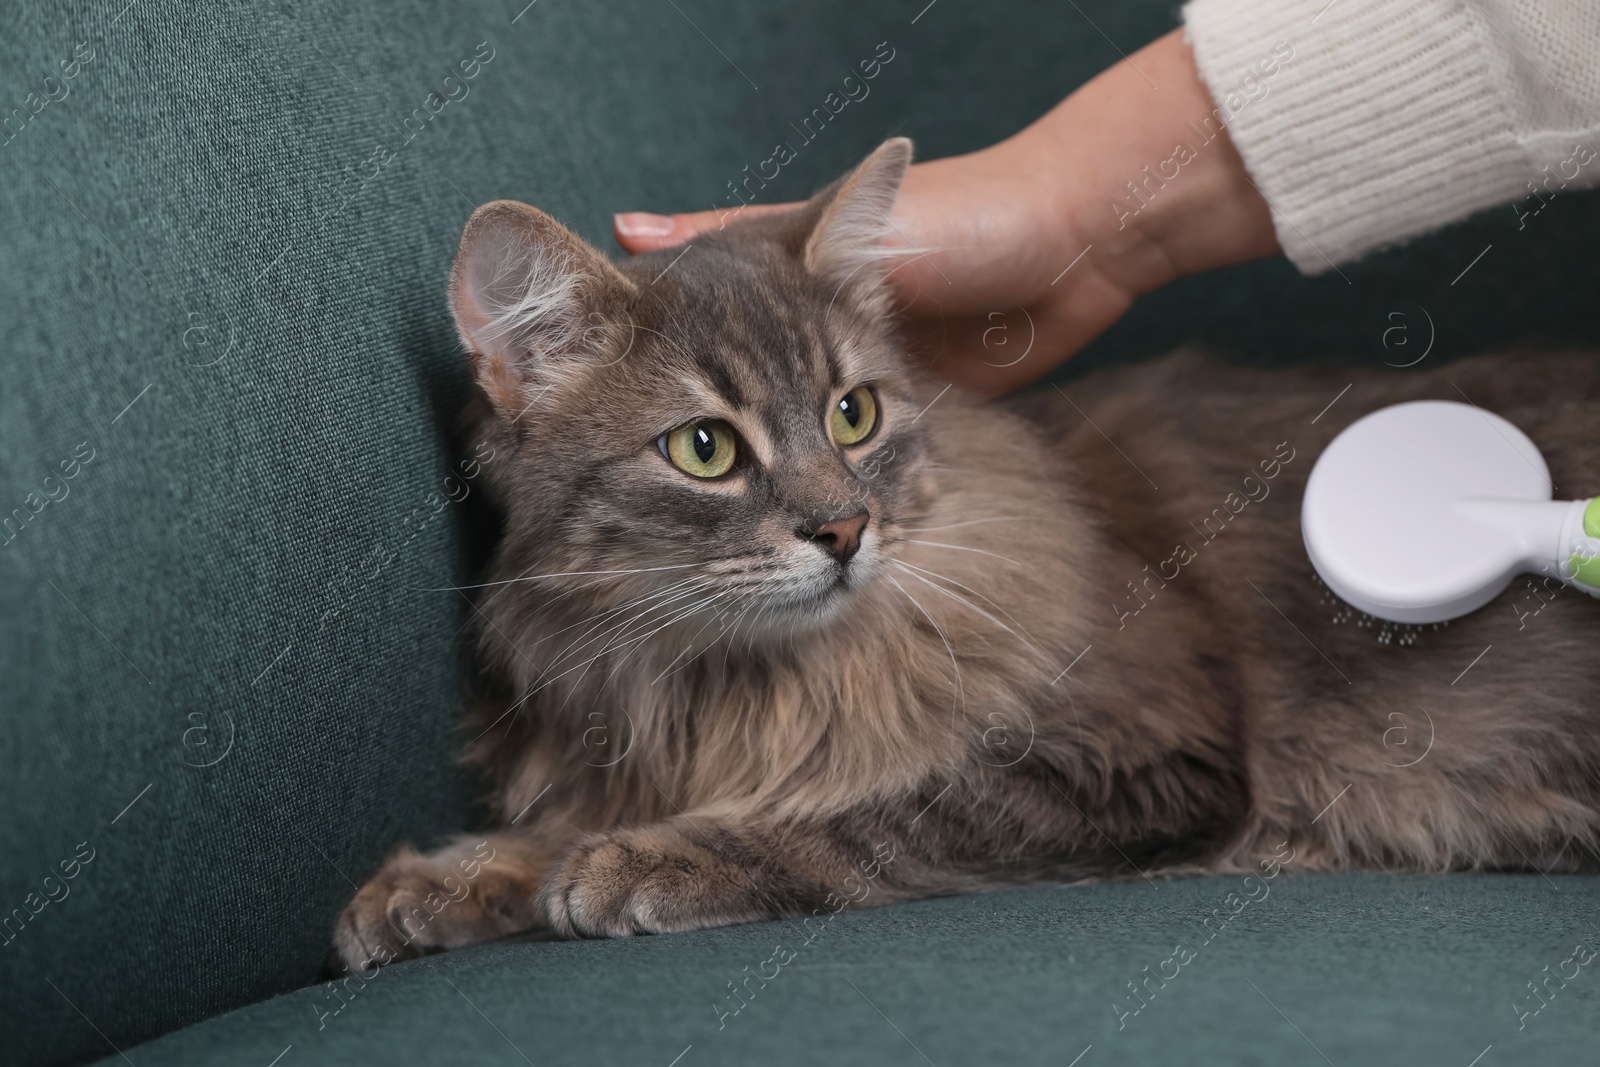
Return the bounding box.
[614,212,676,238]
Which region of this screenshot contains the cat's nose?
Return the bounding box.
[799,510,869,564]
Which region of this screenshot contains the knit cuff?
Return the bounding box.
[1182,0,1531,274]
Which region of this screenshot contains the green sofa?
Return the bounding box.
[2,2,1596,1064]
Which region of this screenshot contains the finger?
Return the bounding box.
[613,203,798,253]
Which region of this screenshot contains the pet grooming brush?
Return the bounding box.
[1302,400,1600,624]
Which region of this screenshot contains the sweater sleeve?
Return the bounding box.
[1181,0,1600,274]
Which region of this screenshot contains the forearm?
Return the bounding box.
[1031,27,1280,301]
[885,29,1278,393]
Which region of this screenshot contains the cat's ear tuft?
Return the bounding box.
[449,200,635,420]
[803,137,913,280]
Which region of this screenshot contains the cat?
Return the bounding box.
[332,137,1600,972]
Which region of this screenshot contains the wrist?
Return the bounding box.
[1034,28,1278,301]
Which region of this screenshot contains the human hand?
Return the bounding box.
[613,29,1280,395]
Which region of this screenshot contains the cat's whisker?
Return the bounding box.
[891,557,1041,639]
[572,579,731,666]
[528,575,711,656]
[884,573,964,723]
[537,568,702,599]
[899,539,1023,566]
[474,578,682,734]
[714,595,766,668]
[726,587,779,655]
[537,579,718,675]
[532,571,704,615]
[901,516,1062,534]
[621,592,733,660]
[536,596,704,700]
[648,606,733,685]
[560,581,716,656]
[430,561,704,592]
[890,559,1046,659]
[593,591,735,688]
[465,568,708,626]
[608,587,731,654]
[864,583,927,649]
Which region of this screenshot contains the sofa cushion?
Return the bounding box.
[104,875,1600,1066]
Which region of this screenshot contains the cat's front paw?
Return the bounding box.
[540,824,773,938]
[331,841,540,973]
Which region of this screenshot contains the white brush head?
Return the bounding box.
[1302,400,1562,624]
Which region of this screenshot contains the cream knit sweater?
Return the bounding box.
[1182,0,1600,273]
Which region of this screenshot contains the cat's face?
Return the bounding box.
[451,140,930,636]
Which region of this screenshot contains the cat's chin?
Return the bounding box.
[741,560,881,635]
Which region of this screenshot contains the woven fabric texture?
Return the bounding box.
[2,1,1598,1066]
[106,876,1600,1067]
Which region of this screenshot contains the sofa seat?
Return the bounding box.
[104,874,1600,1066]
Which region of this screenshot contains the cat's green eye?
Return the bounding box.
[830,385,879,446]
[661,420,738,479]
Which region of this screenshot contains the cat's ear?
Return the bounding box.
[802,137,913,280]
[449,200,636,420]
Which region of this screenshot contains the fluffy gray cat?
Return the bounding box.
[333,138,1600,973]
